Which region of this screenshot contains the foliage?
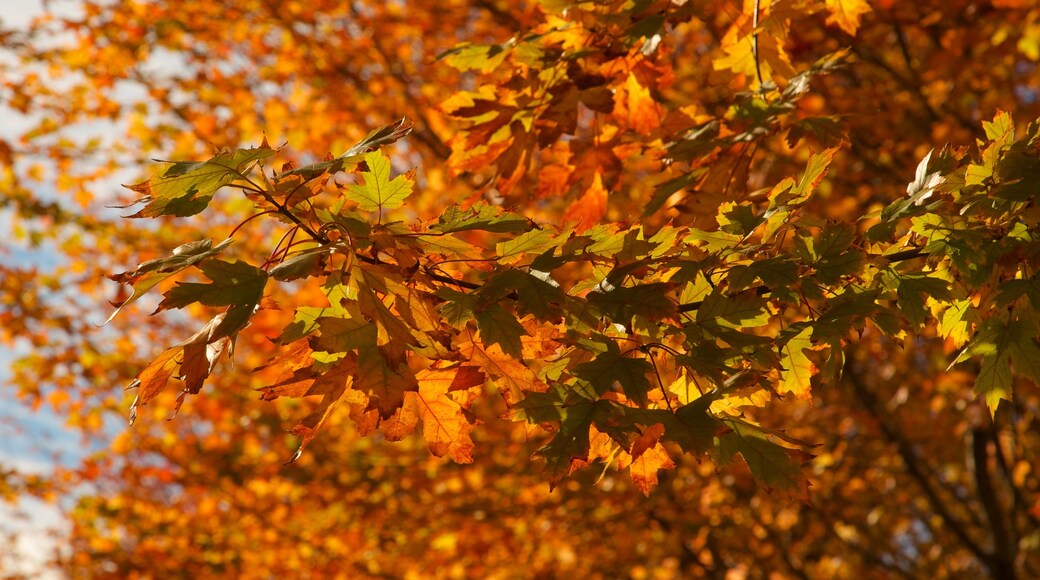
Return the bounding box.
[2,0,1040,577]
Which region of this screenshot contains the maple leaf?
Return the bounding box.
[127,309,246,425]
[459,339,546,405]
[432,203,532,234]
[314,316,378,353]
[573,342,653,404]
[475,304,527,360]
[269,247,330,282]
[778,326,816,399]
[961,313,1040,414]
[277,118,414,181]
[696,290,771,329]
[416,365,486,393]
[533,396,603,487]
[627,424,677,496]
[438,42,509,73]
[563,172,608,233]
[495,228,559,264]
[346,150,415,215]
[105,238,232,324]
[825,0,873,36]
[282,357,362,463]
[717,421,810,500]
[405,364,486,463]
[354,342,418,418]
[614,73,662,136]
[122,145,276,218]
[157,260,267,312]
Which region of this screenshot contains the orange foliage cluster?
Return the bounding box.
[1,0,1039,577]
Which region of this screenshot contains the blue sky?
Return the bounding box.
[1,2,86,576]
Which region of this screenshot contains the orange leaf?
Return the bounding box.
[130,346,182,411]
[614,73,662,135]
[459,339,547,405]
[564,172,608,233]
[416,365,486,393]
[412,376,480,463]
[629,424,676,495]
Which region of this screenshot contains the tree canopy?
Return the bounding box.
[1,0,1039,577]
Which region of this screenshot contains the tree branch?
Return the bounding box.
[971,429,1018,580]
[844,355,995,574]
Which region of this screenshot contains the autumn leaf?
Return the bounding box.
[347,150,415,214]
[123,146,276,218]
[283,357,361,463]
[409,364,485,463]
[628,423,677,495]
[573,343,653,404]
[778,326,816,399]
[475,304,527,360]
[717,421,810,499]
[564,171,608,233]
[157,260,267,312]
[614,73,662,136]
[961,313,1040,413]
[438,42,509,73]
[825,0,873,36]
[105,238,233,324]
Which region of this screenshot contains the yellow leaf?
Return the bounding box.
[825,0,872,36]
[779,327,816,399]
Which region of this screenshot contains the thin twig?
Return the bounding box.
[751,0,765,92]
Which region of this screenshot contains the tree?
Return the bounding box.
[1,0,1039,577]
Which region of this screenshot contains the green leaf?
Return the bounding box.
[282,118,415,181]
[269,247,329,281]
[496,228,558,262]
[696,290,771,329]
[106,238,232,324]
[124,146,276,218]
[572,343,653,404]
[717,202,763,236]
[726,257,798,291]
[997,273,1040,309]
[717,421,808,496]
[682,228,741,252]
[433,203,531,234]
[478,269,565,321]
[938,299,974,348]
[158,260,267,311]
[276,306,346,344]
[475,304,527,359]
[510,387,569,424]
[644,168,706,216]
[588,282,677,323]
[437,288,479,329]
[624,395,720,456]
[346,151,414,213]
[533,398,602,487]
[895,273,951,330]
[438,42,509,72]
[964,313,1040,413]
